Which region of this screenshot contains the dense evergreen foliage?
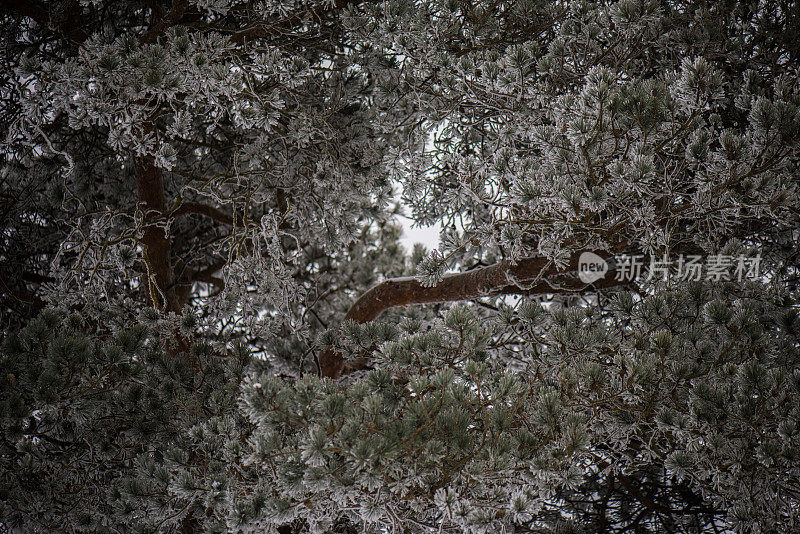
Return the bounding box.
[2,0,799,532]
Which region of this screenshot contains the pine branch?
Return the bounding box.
[319,251,625,378]
[345,254,621,323]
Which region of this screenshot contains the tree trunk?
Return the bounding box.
[136,155,182,313]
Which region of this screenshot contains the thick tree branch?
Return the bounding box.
[189,258,227,291]
[318,252,625,378]
[172,201,235,226]
[344,255,620,323]
[192,258,227,280]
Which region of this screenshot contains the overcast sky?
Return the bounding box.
[397,212,440,253]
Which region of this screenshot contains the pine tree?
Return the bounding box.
[2,0,799,532]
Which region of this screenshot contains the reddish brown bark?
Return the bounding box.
[318,252,624,378]
[136,156,182,313]
[136,155,199,369]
